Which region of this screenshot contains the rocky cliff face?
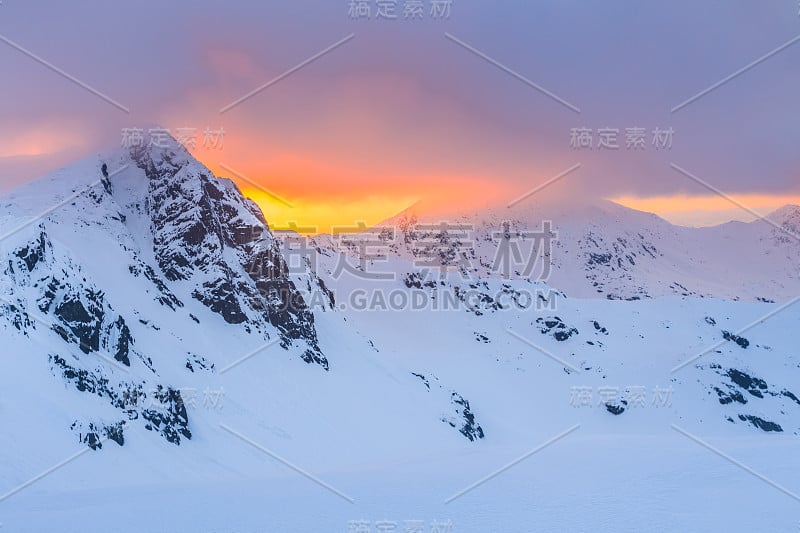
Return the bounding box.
[0,137,333,450]
[3,227,192,446]
[129,142,326,368]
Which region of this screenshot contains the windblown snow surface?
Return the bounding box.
[1,141,799,532]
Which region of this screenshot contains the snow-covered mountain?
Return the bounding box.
[327,198,800,302]
[2,141,799,532]
[0,138,492,460]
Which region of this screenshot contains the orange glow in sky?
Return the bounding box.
[612,194,800,227]
[195,139,800,232]
[240,188,417,234]
[235,174,512,234]
[0,126,82,158]
[197,147,516,234]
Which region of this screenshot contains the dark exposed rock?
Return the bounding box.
[605,401,627,415]
[104,316,133,366]
[727,369,767,398]
[452,284,502,315]
[128,262,183,310]
[588,253,612,266]
[54,293,104,354]
[51,354,190,445]
[14,231,47,272]
[713,386,747,405]
[411,374,484,441]
[722,330,749,349]
[781,390,800,406]
[83,429,103,450]
[247,246,324,367]
[403,272,436,290]
[142,386,192,445]
[474,332,490,343]
[192,279,247,324]
[131,143,327,369]
[449,392,485,442]
[47,285,135,367]
[104,421,125,445]
[536,316,579,341]
[737,414,782,432]
[51,354,140,408]
[0,300,33,334]
[185,353,214,373]
[411,372,430,390]
[38,277,60,313]
[70,420,125,450]
[2,233,115,355]
[705,364,800,427]
[316,276,335,309]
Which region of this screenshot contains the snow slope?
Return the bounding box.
[1,141,799,532]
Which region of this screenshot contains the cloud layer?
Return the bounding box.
[1,1,797,229]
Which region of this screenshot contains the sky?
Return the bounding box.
[0,0,798,232]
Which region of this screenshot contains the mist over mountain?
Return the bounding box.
[336,194,800,302]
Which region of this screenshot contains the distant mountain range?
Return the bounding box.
[324,197,800,303]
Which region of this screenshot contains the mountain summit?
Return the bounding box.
[353,196,800,302]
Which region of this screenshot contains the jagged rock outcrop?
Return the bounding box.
[412,372,486,442]
[129,143,327,369]
[0,137,337,449]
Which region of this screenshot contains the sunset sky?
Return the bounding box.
[1,1,798,232]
